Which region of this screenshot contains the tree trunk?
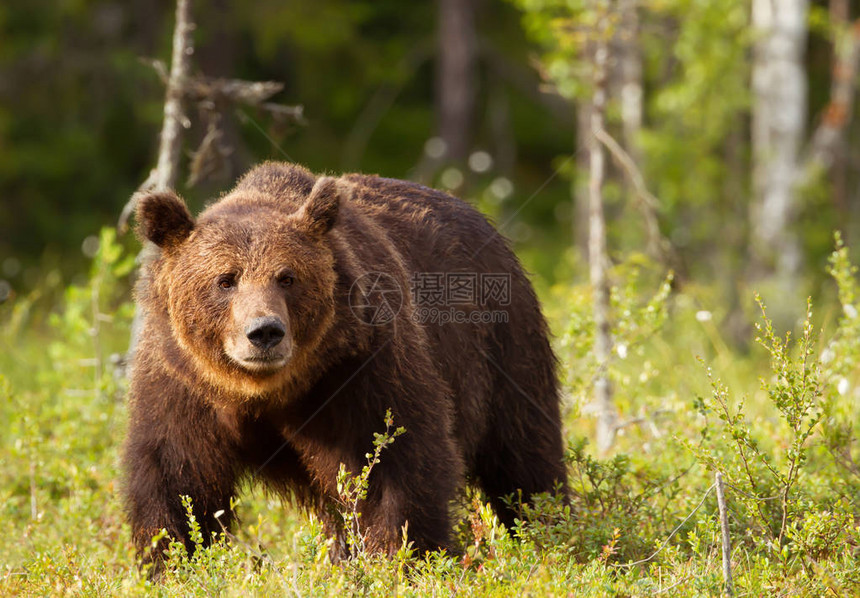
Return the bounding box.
[802,1,860,191]
[617,0,642,163]
[155,0,195,191]
[574,102,592,257]
[750,0,809,280]
[587,15,615,455]
[827,0,850,214]
[436,0,476,165]
[126,0,195,364]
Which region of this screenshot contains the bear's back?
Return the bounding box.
[340,173,514,275]
[226,162,513,275]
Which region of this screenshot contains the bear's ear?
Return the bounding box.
[135,190,195,249]
[298,176,340,237]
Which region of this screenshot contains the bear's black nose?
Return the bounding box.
[245,317,286,350]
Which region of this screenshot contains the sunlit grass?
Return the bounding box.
[1,230,858,596]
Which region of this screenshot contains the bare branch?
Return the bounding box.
[187,116,230,187]
[715,472,735,597]
[614,483,717,568]
[139,58,169,85]
[138,60,305,122]
[595,127,657,209]
[595,127,676,266]
[258,102,305,123]
[187,77,283,104]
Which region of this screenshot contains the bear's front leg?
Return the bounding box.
[360,428,463,557]
[316,462,458,560]
[301,415,463,559]
[122,387,239,574]
[359,476,456,557]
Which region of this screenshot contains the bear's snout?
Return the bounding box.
[224,293,293,372]
[245,316,286,350]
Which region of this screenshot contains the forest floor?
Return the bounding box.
[1,229,858,597]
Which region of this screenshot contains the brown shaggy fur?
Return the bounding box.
[122,162,567,568]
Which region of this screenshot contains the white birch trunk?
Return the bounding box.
[588,18,616,455]
[618,0,642,161]
[750,0,809,279]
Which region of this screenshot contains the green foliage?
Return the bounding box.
[823,231,860,389]
[0,227,135,596]
[335,409,407,560]
[554,256,674,425]
[817,232,860,518]
[685,297,825,548]
[513,438,662,563]
[3,230,860,595]
[0,0,157,262]
[671,238,860,593]
[46,228,135,400]
[635,0,754,285]
[507,0,604,101]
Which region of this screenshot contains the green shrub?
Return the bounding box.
[2,231,860,596]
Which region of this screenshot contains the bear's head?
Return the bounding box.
[135,176,341,399]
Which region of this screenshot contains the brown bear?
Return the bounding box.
[123,162,567,568]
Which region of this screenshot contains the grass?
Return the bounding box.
[0,228,858,596]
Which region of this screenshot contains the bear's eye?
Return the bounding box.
[277,273,295,288]
[217,274,237,290]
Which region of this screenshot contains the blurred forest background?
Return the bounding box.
[2,0,860,329]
